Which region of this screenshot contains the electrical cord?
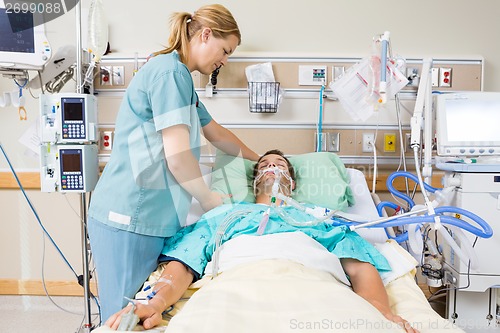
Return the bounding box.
[45,65,75,94]
[0,142,78,277]
[0,142,101,325]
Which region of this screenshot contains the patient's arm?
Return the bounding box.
[341,258,419,333]
[105,261,194,330]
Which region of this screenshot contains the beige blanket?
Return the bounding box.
[161,259,464,333]
[95,245,464,333]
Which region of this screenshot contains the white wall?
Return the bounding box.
[1,0,499,282]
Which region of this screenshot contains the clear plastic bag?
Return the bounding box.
[87,0,109,62]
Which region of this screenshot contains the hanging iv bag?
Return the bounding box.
[87,0,109,62]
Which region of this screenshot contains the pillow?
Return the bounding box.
[210,152,255,204]
[289,152,354,210]
[210,151,354,211]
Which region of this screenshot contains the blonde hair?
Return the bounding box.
[152,4,241,63]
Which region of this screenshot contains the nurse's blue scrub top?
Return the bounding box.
[88,51,212,237]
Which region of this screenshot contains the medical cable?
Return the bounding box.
[221,167,235,204]
[371,133,378,194]
[393,92,412,210]
[316,85,325,152]
[0,142,101,322]
[427,242,474,307]
[117,300,140,331]
[212,209,254,277]
[257,208,270,235]
[0,143,78,277]
[413,147,442,230]
[143,275,174,292]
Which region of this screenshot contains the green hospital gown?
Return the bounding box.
[161,203,391,279]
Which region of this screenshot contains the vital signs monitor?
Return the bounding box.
[0,2,52,70]
[435,92,500,157]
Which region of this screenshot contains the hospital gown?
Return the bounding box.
[161,203,391,279]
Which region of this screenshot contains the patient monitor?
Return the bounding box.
[0,3,51,71]
[435,92,500,157]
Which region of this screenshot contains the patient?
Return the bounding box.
[106,149,418,333]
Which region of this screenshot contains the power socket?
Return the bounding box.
[362,133,375,153]
[100,66,112,86]
[439,67,452,87]
[101,131,113,151]
[404,133,411,152]
[384,133,396,152]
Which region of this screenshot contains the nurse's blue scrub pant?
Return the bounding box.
[87,216,165,323]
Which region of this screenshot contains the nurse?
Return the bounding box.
[87,4,259,322]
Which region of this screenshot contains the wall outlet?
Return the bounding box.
[404,133,411,152]
[384,133,396,152]
[101,131,113,151]
[406,67,419,87]
[100,66,112,86]
[329,132,340,152]
[362,133,375,153]
[439,67,452,87]
[112,66,125,86]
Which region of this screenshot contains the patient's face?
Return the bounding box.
[255,154,293,195]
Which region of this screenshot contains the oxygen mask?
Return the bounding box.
[253,166,293,197]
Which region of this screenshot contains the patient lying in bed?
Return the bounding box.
[106,150,420,332]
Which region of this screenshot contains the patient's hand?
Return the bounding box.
[105,301,163,330]
[385,313,420,333]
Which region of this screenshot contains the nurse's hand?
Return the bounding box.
[200,191,229,212]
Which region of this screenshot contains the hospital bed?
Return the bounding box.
[95,152,465,333]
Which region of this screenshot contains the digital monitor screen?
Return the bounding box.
[435,92,500,156]
[62,99,84,121]
[0,8,35,53]
[0,2,51,70]
[61,150,82,173]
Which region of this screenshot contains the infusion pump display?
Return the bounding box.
[40,93,97,144]
[40,144,98,193]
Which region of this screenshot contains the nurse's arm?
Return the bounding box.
[162,124,222,211]
[202,119,259,161]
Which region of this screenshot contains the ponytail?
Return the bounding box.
[151,4,241,64]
